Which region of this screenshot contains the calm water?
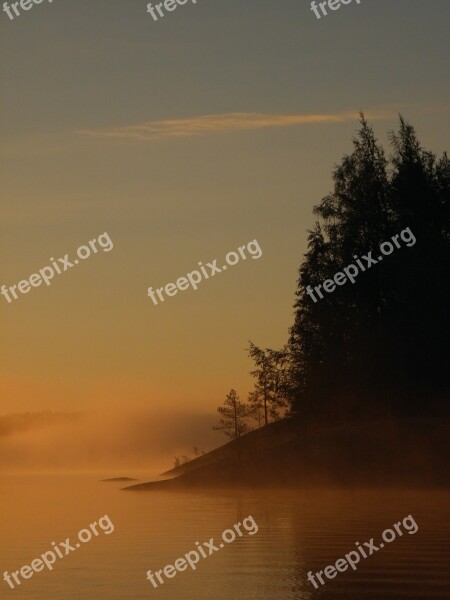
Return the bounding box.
[0,475,449,599]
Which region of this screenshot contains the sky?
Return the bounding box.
[1,0,449,427]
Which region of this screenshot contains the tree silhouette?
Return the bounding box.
[248,343,292,425]
[289,115,450,422]
[213,389,250,439]
[248,389,264,428]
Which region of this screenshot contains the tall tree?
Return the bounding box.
[248,343,292,425]
[386,117,450,406]
[289,115,449,421]
[248,390,264,428]
[213,389,250,439]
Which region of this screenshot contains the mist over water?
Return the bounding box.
[0,410,219,474]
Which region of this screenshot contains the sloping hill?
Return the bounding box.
[160,418,297,478]
[123,417,450,491]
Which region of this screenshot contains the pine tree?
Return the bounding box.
[289,115,449,421]
[248,343,292,425]
[213,389,250,439]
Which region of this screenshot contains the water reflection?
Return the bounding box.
[0,476,448,600]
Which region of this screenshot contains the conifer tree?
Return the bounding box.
[289,115,449,420]
[213,389,250,439]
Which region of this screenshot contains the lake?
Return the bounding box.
[1,474,449,599]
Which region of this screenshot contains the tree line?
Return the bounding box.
[213,115,449,438]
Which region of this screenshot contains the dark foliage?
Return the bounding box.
[289,116,450,422]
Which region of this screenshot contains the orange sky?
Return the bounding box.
[1,0,449,417]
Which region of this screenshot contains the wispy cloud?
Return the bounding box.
[77,110,395,142]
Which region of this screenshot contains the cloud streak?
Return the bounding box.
[77,110,394,142]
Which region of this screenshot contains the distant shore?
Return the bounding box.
[100,477,138,482]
